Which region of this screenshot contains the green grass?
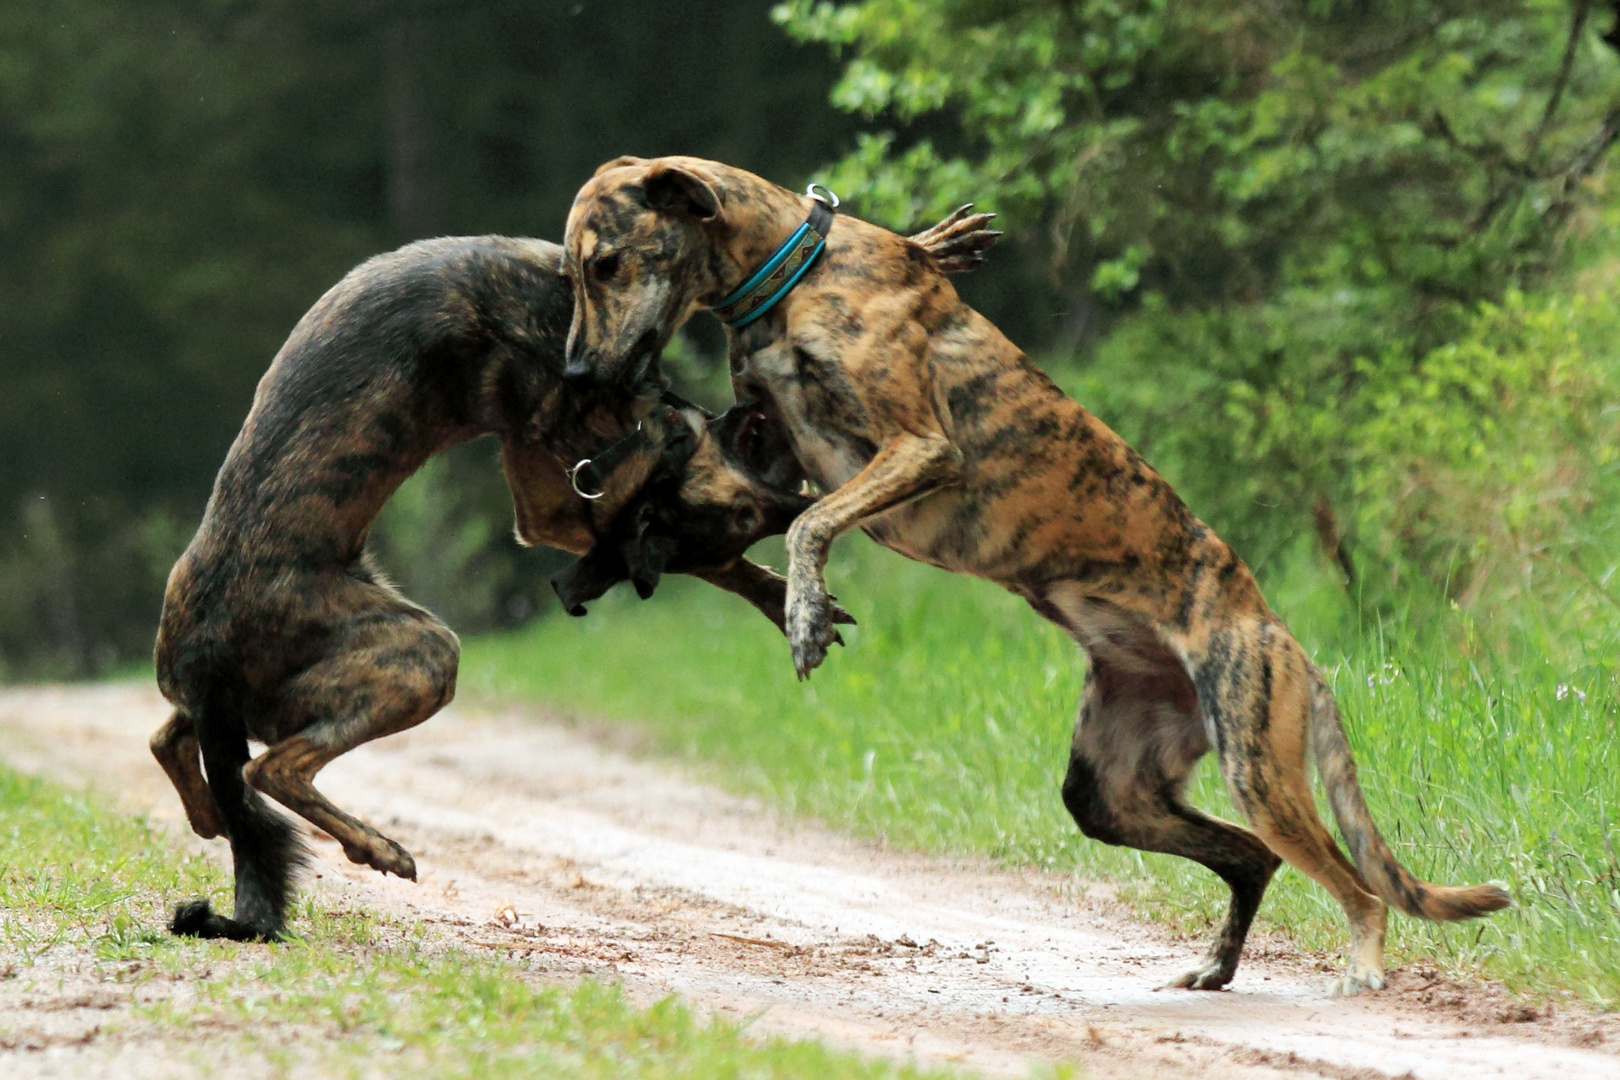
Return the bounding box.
[462,535,1620,1008]
[0,766,979,1079]
[0,768,219,964]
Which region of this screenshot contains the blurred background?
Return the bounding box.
[2,0,1619,679]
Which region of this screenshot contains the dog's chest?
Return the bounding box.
[734,340,872,490]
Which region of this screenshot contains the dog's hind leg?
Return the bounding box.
[244,602,459,881]
[1059,644,1281,991]
[172,682,309,942]
[1189,621,1388,996]
[150,709,225,839]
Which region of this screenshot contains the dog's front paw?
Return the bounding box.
[786,576,837,679]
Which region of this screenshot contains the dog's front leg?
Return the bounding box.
[692,559,857,638]
[785,433,961,677]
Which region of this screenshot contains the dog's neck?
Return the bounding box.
[705,170,820,305]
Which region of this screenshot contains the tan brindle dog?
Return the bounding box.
[559,155,1510,996]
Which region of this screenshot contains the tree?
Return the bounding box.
[777,0,1620,597]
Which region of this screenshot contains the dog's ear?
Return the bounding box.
[626,534,678,600]
[550,547,629,617]
[594,155,647,177]
[643,162,722,221]
[621,503,680,600]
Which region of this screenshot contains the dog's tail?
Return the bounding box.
[908,204,1002,274]
[1307,666,1510,921]
[171,677,307,942]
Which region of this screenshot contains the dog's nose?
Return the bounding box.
[562,328,596,382]
[562,355,594,383]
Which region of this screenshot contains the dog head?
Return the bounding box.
[564,155,1005,389]
[562,155,735,388]
[550,402,812,614]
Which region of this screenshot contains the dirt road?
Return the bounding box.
[1,683,1615,1079]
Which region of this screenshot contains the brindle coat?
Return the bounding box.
[154,220,996,942]
[559,156,1512,996]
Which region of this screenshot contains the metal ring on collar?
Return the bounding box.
[567,459,605,500]
[805,182,840,209]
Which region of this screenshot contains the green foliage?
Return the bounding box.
[778,0,1620,615]
[1347,288,1620,615]
[1065,273,1620,625]
[778,0,1620,299]
[463,538,1620,1007]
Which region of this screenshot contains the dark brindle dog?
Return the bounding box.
[153,217,998,942]
[559,155,1510,996]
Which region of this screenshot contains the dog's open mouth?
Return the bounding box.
[722,405,807,495]
[732,408,769,474]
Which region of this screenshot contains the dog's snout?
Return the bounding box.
[562,337,596,382]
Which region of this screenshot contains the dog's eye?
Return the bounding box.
[592,252,622,283]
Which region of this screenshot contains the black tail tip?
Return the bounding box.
[170,899,280,942]
[170,899,216,936]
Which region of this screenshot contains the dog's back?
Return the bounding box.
[157,236,570,705]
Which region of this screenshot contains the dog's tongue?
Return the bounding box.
[730,407,774,475]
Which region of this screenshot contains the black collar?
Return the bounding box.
[566,391,700,500]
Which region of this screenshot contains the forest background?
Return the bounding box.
[2,0,1618,685]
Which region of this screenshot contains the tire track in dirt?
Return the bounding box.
[1,683,1615,1079]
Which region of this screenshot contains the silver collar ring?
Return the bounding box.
[567,460,606,500]
[805,182,840,208]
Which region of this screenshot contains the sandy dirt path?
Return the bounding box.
[1,682,1615,1079]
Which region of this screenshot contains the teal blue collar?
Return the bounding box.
[711,184,838,330]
